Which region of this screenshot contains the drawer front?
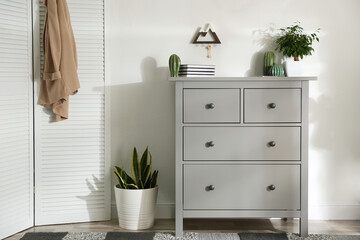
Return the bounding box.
[184,164,300,210]
[184,127,300,161]
[183,89,240,123]
[244,89,301,123]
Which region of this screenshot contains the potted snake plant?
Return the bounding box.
[275,22,320,76]
[114,147,159,230]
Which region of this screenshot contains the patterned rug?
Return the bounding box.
[19,232,360,240]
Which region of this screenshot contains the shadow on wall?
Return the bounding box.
[42,105,56,122]
[245,24,281,77]
[309,93,360,204]
[309,95,336,151]
[110,57,175,204]
[308,95,334,205]
[77,175,104,220]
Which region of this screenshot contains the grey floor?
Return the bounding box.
[5,218,360,240]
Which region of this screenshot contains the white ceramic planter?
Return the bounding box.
[285,59,304,76]
[114,186,158,230]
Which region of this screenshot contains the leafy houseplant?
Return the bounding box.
[275,22,319,76]
[114,147,158,189]
[275,22,320,61]
[114,147,159,230]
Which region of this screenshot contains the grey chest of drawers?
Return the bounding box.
[169,77,317,238]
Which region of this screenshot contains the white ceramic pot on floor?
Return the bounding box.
[114,186,158,230]
[285,59,304,76]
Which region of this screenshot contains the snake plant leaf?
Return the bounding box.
[114,170,124,188]
[116,165,143,189]
[141,181,146,189]
[114,147,159,190]
[116,166,136,185]
[131,147,141,187]
[114,167,126,185]
[143,165,151,185]
[114,166,123,176]
[115,168,129,189]
[140,147,149,181]
[144,154,152,183]
[123,183,139,189]
[144,172,152,188]
[150,170,158,188]
[147,153,153,184]
[149,152,152,174]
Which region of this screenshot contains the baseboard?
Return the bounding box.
[111,203,360,220]
[309,204,360,220]
[111,203,175,219]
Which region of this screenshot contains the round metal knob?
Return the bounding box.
[207,185,215,191]
[206,103,215,109]
[268,141,276,147]
[206,141,215,147]
[268,184,276,191]
[268,103,276,109]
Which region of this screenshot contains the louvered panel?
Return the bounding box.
[0,121,30,131]
[0,38,27,46]
[0,197,30,211]
[2,208,30,223]
[41,186,105,192]
[35,0,109,225]
[0,17,27,26]
[42,205,105,212]
[38,2,104,85]
[0,15,27,25]
[0,167,30,182]
[43,199,105,206]
[0,0,33,239]
[40,177,105,184]
[0,153,29,165]
[39,154,105,161]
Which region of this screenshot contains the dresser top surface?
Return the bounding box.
[168,76,317,82]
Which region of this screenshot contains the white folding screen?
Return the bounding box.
[34,0,110,225]
[0,0,34,238]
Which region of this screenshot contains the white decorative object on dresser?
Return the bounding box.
[169,76,317,238]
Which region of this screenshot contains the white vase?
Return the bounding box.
[285,59,304,76]
[114,186,158,230]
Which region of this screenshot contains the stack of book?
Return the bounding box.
[179,64,215,77]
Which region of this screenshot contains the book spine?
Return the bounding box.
[179,72,215,75]
[180,65,215,68]
[179,68,215,72]
[178,75,214,77]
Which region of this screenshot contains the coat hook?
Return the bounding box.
[207,45,212,58]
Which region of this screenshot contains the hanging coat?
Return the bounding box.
[39,0,80,121]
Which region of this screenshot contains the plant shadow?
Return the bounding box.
[245,24,283,77]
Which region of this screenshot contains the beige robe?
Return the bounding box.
[39,0,80,121]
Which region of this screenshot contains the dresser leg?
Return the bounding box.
[300,217,308,237]
[175,215,183,239]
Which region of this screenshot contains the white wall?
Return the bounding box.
[108,0,360,219]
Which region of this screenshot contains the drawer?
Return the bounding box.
[184,164,300,210]
[244,89,301,123]
[183,89,240,123]
[184,127,300,161]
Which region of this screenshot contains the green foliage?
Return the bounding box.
[114,147,159,189]
[275,22,320,61]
